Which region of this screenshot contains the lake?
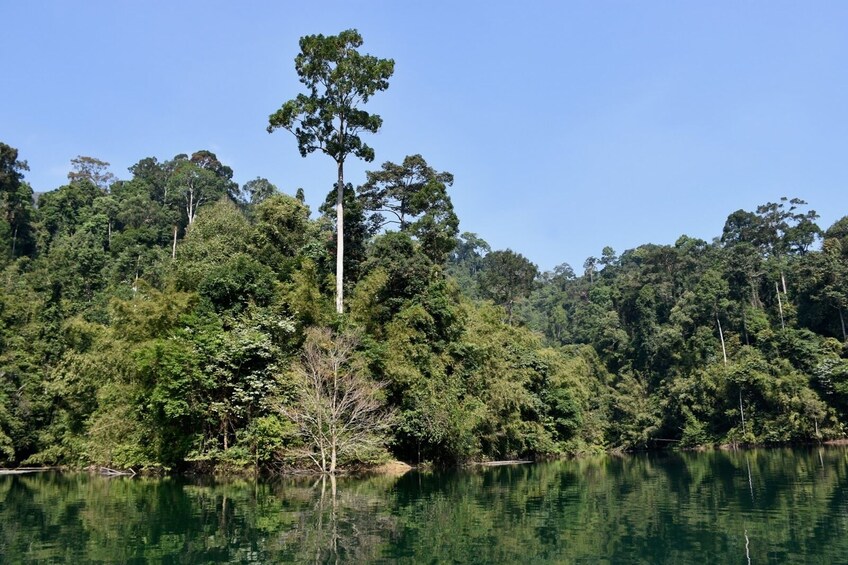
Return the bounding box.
[2,447,847,563]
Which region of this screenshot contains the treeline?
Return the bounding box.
[0,142,607,471]
[514,198,848,447]
[1,140,846,472]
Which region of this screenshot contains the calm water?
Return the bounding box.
[2,447,848,563]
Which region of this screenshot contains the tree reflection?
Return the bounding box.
[2,448,848,563]
[274,473,400,563]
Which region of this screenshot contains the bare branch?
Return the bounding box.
[278,327,393,473]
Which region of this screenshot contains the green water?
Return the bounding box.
[2,448,848,564]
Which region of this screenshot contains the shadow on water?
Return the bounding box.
[2,447,848,563]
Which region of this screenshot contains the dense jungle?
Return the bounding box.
[1,29,847,475]
[1,138,847,474]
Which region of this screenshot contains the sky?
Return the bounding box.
[3,1,848,271]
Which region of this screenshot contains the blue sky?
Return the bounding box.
[3,1,847,271]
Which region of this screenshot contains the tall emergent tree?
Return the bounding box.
[268,29,394,313]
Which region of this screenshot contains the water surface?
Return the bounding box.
[2,447,848,563]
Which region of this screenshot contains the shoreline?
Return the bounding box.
[3,441,847,478]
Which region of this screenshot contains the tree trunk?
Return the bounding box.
[330,360,339,473]
[776,282,785,330]
[840,307,847,342]
[317,406,326,472]
[750,280,760,309]
[171,225,178,259]
[133,255,140,294]
[335,160,345,314]
[107,220,112,249]
[10,225,17,256]
[187,188,195,225]
[781,271,788,295]
[739,389,746,434]
[717,315,728,366]
[745,456,754,501]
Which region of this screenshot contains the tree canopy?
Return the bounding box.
[1,137,847,473]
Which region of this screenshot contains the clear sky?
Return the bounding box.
[3,1,847,271]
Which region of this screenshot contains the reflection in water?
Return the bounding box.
[2,447,848,563]
[746,454,754,502]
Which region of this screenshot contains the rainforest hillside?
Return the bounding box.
[1,141,847,472]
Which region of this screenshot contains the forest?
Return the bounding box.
[2,138,846,473]
[1,30,847,474]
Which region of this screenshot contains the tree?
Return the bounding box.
[111,177,173,245]
[452,232,491,273]
[754,197,821,256]
[167,160,218,226]
[721,209,763,248]
[35,179,101,245]
[583,256,598,283]
[360,154,459,263]
[238,177,278,206]
[165,152,234,226]
[0,143,34,260]
[723,198,821,296]
[127,156,169,203]
[479,249,538,323]
[359,154,453,230]
[825,216,848,253]
[173,198,252,290]
[68,156,115,192]
[804,238,848,340]
[600,246,618,269]
[188,150,239,201]
[359,231,433,322]
[280,327,392,473]
[251,192,315,279]
[268,29,394,314]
